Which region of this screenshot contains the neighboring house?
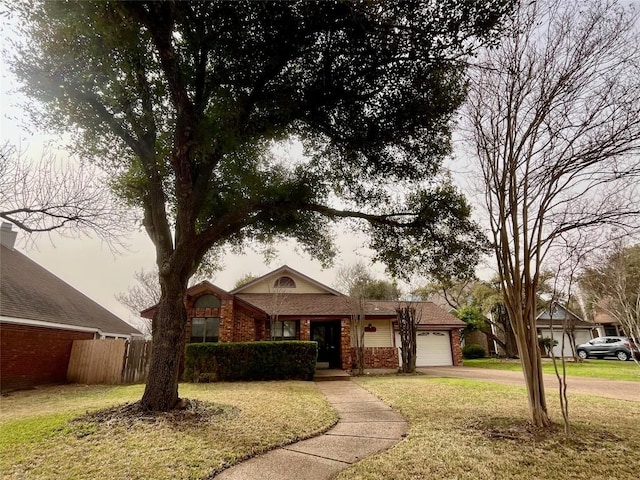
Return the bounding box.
[536,303,594,357]
[591,300,624,337]
[418,291,496,356]
[0,223,142,392]
[141,265,465,371]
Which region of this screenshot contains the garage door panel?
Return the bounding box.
[540,329,592,357]
[395,330,453,366]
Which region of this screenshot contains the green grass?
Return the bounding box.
[0,382,337,480]
[464,358,640,382]
[339,376,640,480]
[3,376,637,480]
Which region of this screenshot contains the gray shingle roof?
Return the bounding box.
[0,244,141,336]
[235,293,465,327]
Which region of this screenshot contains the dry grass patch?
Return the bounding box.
[0,382,337,480]
[339,377,639,480]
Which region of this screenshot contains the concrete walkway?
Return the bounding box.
[215,380,407,479]
[418,366,640,402]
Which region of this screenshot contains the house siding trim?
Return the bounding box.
[0,315,124,338]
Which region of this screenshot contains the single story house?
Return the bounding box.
[141,265,464,370]
[0,223,142,392]
[536,303,594,357]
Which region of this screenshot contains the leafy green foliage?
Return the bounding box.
[340,262,401,300]
[184,341,317,382]
[455,305,487,332]
[233,273,257,290]
[12,0,511,280]
[462,343,486,359]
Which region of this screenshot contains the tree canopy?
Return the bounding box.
[12,0,513,410]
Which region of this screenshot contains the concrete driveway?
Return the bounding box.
[417,366,640,402]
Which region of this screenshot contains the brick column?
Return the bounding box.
[218,299,234,342]
[300,319,310,341]
[451,329,463,366]
[340,318,351,370]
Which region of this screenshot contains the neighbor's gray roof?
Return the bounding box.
[536,304,594,329]
[0,244,141,336]
[236,293,465,327]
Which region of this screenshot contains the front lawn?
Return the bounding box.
[340,377,639,480]
[0,382,336,480]
[464,358,640,382]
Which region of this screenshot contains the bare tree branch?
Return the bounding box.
[0,142,132,248]
[465,0,640,427]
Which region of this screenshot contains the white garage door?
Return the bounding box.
[395,330,453,366]
[540,329,592,358]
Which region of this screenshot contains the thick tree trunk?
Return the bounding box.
[397,307,417,374]
[141,276,188,411]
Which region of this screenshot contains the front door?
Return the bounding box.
[311,321,341,368]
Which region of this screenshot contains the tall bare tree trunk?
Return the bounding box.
[505,294,551,427]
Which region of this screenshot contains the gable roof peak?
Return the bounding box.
[230,264,343,296]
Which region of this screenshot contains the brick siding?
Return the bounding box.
[300,319,311,341]
[340,318,351,369]
[232,305,257,342]
[451,329,463,366]
[352,347,399,369]
[0,323,94,392]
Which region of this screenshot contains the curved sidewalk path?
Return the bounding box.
[417,366,640,402]
[215,380,407,480]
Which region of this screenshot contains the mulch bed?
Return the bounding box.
[466,416,623,445]
[71,398,237,431]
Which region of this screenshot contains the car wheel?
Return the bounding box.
[616,350,629,361]
[577,350,588,360]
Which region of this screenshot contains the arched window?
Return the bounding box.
[194,294,221,308]
[273,276,296,288]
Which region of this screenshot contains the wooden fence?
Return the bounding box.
[67,339,152,385]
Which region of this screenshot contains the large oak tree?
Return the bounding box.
[12,1,512,410]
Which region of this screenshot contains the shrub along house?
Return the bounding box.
[0,223,143,392]
[141,265,464,371]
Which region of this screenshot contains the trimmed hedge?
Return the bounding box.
[462,343,486,359]
[184,341,318,382]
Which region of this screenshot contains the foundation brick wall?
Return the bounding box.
[451,329,463,366]
[351,347,399,369]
